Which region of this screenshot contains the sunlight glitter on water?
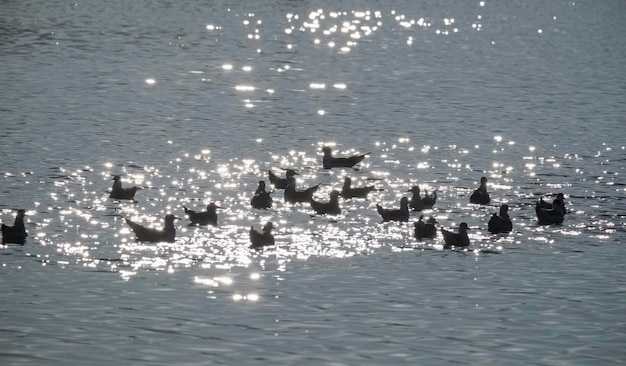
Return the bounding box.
[21,128,622,288]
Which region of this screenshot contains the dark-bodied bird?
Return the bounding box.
[125,214,177,243]
[310,190,341,215]
[268,169,298,189]
[341,177,377,199]
[488,204,513,234]
[284,176,322,204]
[249,222,275,249]
[322,146,369,169]
[1,209,27,244]
[414,215,437,240]
[251,181,273,209]
[183,202,220,226]
[535,194,566,225]
[408,185,437,211]
[376,196,410,222]
[109,175,138,200]
[441,223,471,249]
[469,176,490,205]
[537,193,566,214]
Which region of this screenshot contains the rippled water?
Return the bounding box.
[1,0,625,364]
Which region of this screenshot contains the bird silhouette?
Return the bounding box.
[535,194,566,225]
[251,181,273,209]
[441,223,471,249]
[408,186,437,211]
[109,175,138,200]
[183,203,220,226]
[340,177,377,199]
[537,193,566,214]
[284,176,322,204]
[414,215,437,240]
[125,214,177,243]
[322,146,369,169]
[488,204,513,233]
[268,169,298,189]
[310,190,341,215]
[469,177,490,205]
[249,222,275,249]
[376,197,410,222]
[1,209,27,244]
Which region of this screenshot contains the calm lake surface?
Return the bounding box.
[1,0,625,364]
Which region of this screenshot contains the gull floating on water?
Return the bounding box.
[488,204,513,234]
[414,215,437,240]
[341,177,377,199]
[109,175,138,200]
[441,222,471,249]
[310,190,341,215]
[537,193,566,214]
[469,176,490,205]
[1,209,27,244]
[183,202,220,226]
[250,181,273,209]
[322,146,369,169]
[268,169,298,189]
[249,222,275,249]
[284,176,322,204]
[376,196,410,222]
[408,185,437,211]
[125,214,177,243]
[535,193,566,225]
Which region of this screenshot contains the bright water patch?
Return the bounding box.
[2,139,622,278]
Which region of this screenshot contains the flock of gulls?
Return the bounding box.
[1,147,567,249]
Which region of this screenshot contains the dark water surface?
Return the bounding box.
[1,0,625,364]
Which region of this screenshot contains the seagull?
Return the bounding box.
[376,197,410,222]
[322,146,369,169]
[340,177,377,199]
[109,175,138,200]
[488,204,513,234]
[441,223,471,249]
[537,193,566,214]
[183,202,220,226]
[284,176,322,204]
[125,214,177,243]
[1,209,27,244]
[408,186,437,211]
[250,181,273,209]
[310,190,341,215]
[469,177,490,205]
[535,195,566,225]
[414,215,437,240]
[268,169,299,189]
[249,222,275,249]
